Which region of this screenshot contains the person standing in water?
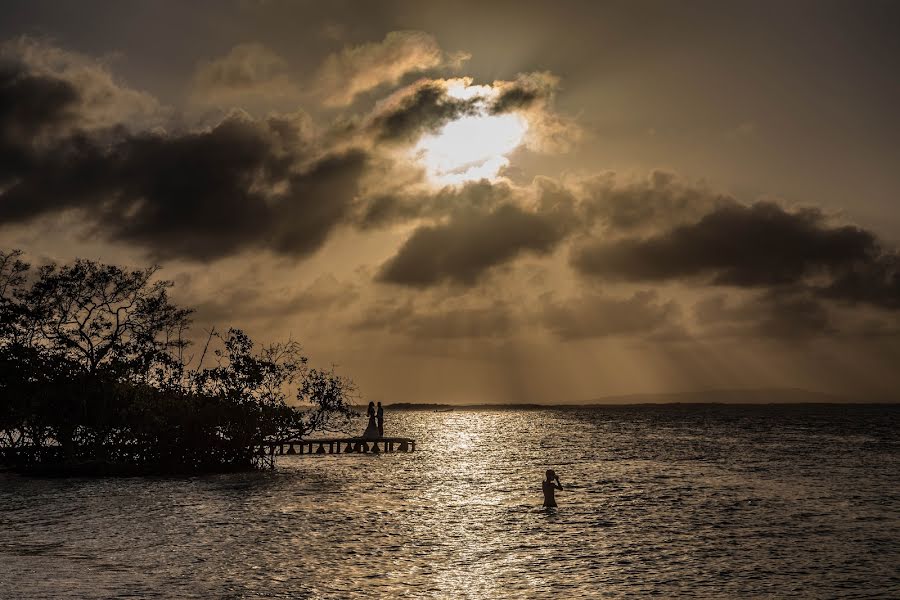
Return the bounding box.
[376,402,384,437]
[542,469,563,507]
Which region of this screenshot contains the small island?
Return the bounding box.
[0,249,360,475]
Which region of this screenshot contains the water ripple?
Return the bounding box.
[1,405,898,598]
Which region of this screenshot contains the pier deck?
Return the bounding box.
[259,437,415,457]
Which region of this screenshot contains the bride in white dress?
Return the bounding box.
[362,401,380,440]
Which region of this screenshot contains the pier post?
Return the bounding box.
[258,437,415,460]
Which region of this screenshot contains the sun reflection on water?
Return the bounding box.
[3,407,897,598]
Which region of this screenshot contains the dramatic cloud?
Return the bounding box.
[0,58,76,162]
[4,41,578,268]
[2,36,897,343]
[356,73,575,187]
[0,39,161,167]
[573,201,900,309]
[1,37,162,132]
[821,252,900,310]
[579,170,736,233]
[541,290,681,340]
[489,71,581,153]
[190,43,302,108]
[377,183,577,287]
[1,4,899,403]
[316,30,469,107]
[489,72,560,115]
[377,205,565,287]
[0,43,367,261]
[367,78,479,143]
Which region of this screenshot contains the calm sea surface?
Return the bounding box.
[1,405,898,599]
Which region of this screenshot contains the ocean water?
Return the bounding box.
[1,405,898,599]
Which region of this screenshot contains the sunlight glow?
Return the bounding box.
[444,79,495,101]
[413,81,528,185]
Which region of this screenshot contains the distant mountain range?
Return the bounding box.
[383,388,898,408]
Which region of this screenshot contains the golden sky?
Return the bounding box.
[1,0,899,402]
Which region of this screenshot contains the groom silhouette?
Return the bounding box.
[376,402,384,437]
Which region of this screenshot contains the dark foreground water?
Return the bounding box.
[1,405,898,599]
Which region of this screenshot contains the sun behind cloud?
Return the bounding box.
[412,79,528,185]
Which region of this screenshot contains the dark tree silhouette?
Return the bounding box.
[0,249,356,474]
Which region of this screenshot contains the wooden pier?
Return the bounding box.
[257,437,416,457]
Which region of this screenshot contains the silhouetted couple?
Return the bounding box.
[362,401,384,440]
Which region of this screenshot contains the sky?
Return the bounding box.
[1,0,899,403]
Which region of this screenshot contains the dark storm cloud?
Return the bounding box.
[821,254,900,310]
[0,58,78,147]
[0,53,112,219]
[366,178,580,288]
[105,128,366,260]
[573,201,900,309]
[0,48,366,261]
[377,202,575,287]
[268,152,368,256]
[368,79,477,143]
[490,86,541,114]
[489,71,559,114]
[541,290,682,340]
[580,170,737,232]
[100,118,286,259]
